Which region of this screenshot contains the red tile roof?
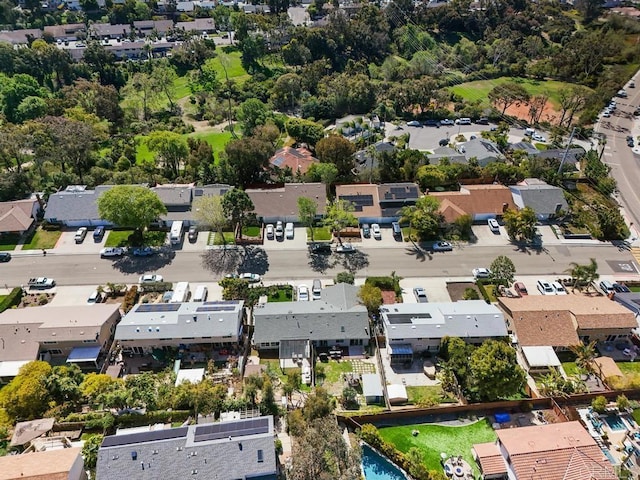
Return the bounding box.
[269,147,318,175]
[429,184,515,222]
[473,442,507,476]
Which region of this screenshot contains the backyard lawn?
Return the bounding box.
[266,286,294,302]
[406,385,457,406]
[317,360,353,384]
[307,227,332,241]
[242,225,261,238]
[22,228,61,250]
[617,362,640,375]
[0,233,20,251]
[379,418,497,476]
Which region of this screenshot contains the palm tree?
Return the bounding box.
[399,205,416,242]
[565,262,588,291]
[585,258,599,292]
[570,341,597,373]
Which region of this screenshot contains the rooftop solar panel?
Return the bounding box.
[203,301,239,306]
[193,418,269,443]
[101,427,188,448]
[136,303,181,313]
[196,306,236,312]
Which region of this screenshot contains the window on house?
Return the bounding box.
[43,341,58,345]
[257,449,264,463]
[48,349,63,355]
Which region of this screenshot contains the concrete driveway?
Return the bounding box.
[262,227,308,250]
[48,285,102,306]
[400,277,452,303]
[55,230,106,254]
[472,224,510,246]
[360,226,403,248]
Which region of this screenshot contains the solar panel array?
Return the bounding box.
[136,303,181,313]
[102,427,189,448]
[203,301,239,306]
[383,186,419,201]
[196,305,236,313]
[339,194,374,212]
[193,418,269,443]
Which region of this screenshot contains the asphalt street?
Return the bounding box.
[1,243,634,287]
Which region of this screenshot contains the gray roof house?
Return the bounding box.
[380,300,508,364]
[427,146,467,165]
[245,183,326,224]
[354,141,396,174]
[612,291,640,317]
[253,283,369,353]
[456,138,505,167]
[114,301,245,353]
[89,23,130,39]
[509,178,569,220]
[96,416,277,480]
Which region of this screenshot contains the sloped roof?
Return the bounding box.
[0,447,82,480]
[429,184,515,221]
[0,199,36,232]
[459,138,504,165]
[593,356,623,379]
[509,310,579,347]
[510,180,569,215]
[320,283,361,310]
[246,183,327,218]
[472,442,507,477]
[10,418,55,447]
[269,147,318,175]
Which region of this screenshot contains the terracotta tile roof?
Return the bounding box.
[500,296,638,331]
[0,447,82,480]
[335,184,381,218]
[473,442,507,476]
[496,422,616,480]
[429,184,515,221]
[268,147,318,175]
[509,310,580,347]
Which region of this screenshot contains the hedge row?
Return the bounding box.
[62,410,191,429]
[475,280,491,304]
[122,285,138,312]
[0,287,22,313]
[365,276,402,296]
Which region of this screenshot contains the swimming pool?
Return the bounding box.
[604,415,626,431]
[361,443,408,480]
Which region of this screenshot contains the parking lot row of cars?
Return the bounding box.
[406,117,488,128]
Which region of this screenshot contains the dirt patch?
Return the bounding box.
[20,292,55,307]
[504,100,560,125]
[446,282,479,302]
[381,290,397,304]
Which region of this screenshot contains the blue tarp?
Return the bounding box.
[66,346,102,363]
[495,413,511,423]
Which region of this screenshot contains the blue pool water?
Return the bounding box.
[604,415,626,431]
[361,444,408,480]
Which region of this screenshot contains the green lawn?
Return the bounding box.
[307,227,332,241]
[484,284,498,302]
[617,362,640,375]
[136,131,234,165]
[629,286,640,293]
[22,228,61,250]
[0,233,20,251]
[379,419,497,476]
[242,225,261,238]
[267,286,294,302]
[318,361,354,384]
[173,75,191,99]
[203,50,249,83]
[210,231,235,245]
[406,385,457,406]
[104,230,167,247]
[633,408,640,425]
[449,77,589,109]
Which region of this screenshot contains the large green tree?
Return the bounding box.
[297,197,318,240]
[221,137,274,187]
[222,188,254,234]
[399,196,443,240]
[489,255,516,287]
[193,195,228,238]
[469,340,525,401]
[358,283,383,315]
[503,207,537,242]
[146,130,189,178]
[488,82,530,115]
[0,361,52,420]
[323,199,358,244]
[315,135,356,178]
[97,186,167,243]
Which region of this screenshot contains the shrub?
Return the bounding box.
[115,410,191,428]
[0,287,22,312]
[139,281,173,293]
[366,274,402,296]
[592,395,607,413]
[462,288,480,300]
[122,285,139,312]
[475,281,491,303]
[335,271,355,285]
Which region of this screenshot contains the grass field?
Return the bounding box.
[0,233,20,251]
[449,77,588,109]
[379,419,496,476]
[105,230,167,247]
[173,75,191,99]
[210,231,235,245]
[136,131,234,164]
[201,50,249,84]
[22,228,61,250]
[267,286,294,302]
[242,226,261,237]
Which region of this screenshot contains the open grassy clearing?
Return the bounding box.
[379,418,496,476]
[173,75,191,99]
[104,230,167,247]
[449,77,588,108]
[406,385,457,405]
[136,131,234,164]
[22,228,61,250]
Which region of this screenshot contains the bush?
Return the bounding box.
[0,287,22,312]
[592,395,608,413]
[462,288,480,300]
[366,275,402,296]
[475,281,491,303]
[122,285,139,312]
[335,271,355,285]
[139,281,173,293]
[115,410,191,428]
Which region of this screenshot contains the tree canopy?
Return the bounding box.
[97,185,167,236]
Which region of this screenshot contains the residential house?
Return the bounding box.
[0,198,40,235]
[353,141,397,175]
[106,41,176,60]
[379,300,508,364]
[0,447,87,480]
[175,18,216,34]
[612,291,640,317]
[268,146,318,176]
[44,185,115,227]
[456,138,504,166]
[9,418,55,449]
[245,183,326,224]
[0,29,42,45]
[334,114,379,139]
[335,182,420,224]
[508,141,539,156]
[427,146,467,165]
[43,23,86,41]
[89,23,131,39]
[96,416,277,480]
[506,309,579,351]
[151,183,194,227]
[0,304,121,380]
[473,421,616,480]
[114,301,245,355]
[500,295,638,345]
[428,184,516,223]
[133,20,174,37]
[533,147,585,167]
[252,283,370,355]
[509,178,569,220]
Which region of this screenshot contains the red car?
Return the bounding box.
[514,282,528,296]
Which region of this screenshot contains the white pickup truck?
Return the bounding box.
[27,277,56,289]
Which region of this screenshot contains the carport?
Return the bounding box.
[66,346,102,368]
[388,343,413,365]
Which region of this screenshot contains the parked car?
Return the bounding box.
[617,89,628,98]
[28,277,55,288]
[406,120,421,127]
[488,218,500,233]
[532,133,546,142]
[266,224,274,239]
[602,110,611,118]
[336,243,356,253]
[440,119,454,125]
[599,280,615,294]
[239,273,261,283]
[537,280,554,295]
[275,221,284,239]
[472,268,491,279]
[476,117,489,125]
[139,274,163,283]
[309,242,332,254]
[371,223,381,239]
[432,241,453,252]
[74,227,88,244]
[132,247,156,256]
[391,222,402,240]
[413,287,428,303]
[455,117,472,125]
[614,283,631,293]
[361,223,371,238]
[439,138,449,147]
[87,290,104,304]
[552,281,568,295]
[513,282,528,296]
[187,226,198,242]
[100,247,125,258]
[628,137,635,147]
[93,226,105,241]
[285,222,294,239]
[297,284,310,301]
[423,119,440,127]
[0,252,11,262]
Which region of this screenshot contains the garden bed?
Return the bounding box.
[446,282,480,302]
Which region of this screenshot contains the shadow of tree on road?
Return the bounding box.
[238,246,269,275]
[308,252,338,273]
[200,248,242,276]
[339,251,369,272]
[112,248,176,274]
[404,243,432,262]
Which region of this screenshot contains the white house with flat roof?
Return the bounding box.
[379,300,508,364]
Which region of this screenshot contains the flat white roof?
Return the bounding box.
[361,373,383,398]
[175,368,205,386]
[0,360,30,377]
[522,346,561,368]
[386,384,408,403]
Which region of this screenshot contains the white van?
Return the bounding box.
[456,117,471,125]
[193,285,208,302]
[170,282,190,303]
[170,220,184,245]
[285,222,294,239]
[312,279,322,301]
[524,128,535,137]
